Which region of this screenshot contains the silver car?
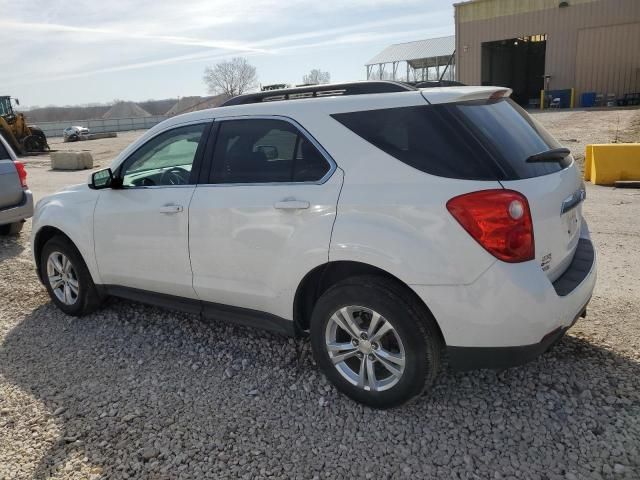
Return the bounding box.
[63,126,90,142]
[0,134,33,235]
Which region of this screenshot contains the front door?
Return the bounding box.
[189,117,342,319]
[94,122,209,298]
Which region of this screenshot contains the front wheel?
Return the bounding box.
[310,276,442,408]
[40,235,103,316]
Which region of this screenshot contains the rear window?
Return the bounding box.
[331,98,569,180]
[0,141,10,160]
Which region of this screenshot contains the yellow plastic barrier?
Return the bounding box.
[583,144,640,185]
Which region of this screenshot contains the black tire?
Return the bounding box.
[40,235,103,316]
[310,275,442,408]
[0,221,24,235]
[28,127,49,151]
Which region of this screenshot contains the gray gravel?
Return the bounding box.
[1,109,640,479]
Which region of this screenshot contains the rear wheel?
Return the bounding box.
[40,236,102,316]
[310,275,441,408]
[0,222,23,235]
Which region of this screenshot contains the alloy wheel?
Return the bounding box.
[46,251,79,306]
[324,306,405,392]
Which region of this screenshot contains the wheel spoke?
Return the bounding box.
[366,356,377,391]
[62,256,70,273]
[52,255,64,274]
[357,356,367,388]
[370,319,393,343]
[366,311,382,337]
[49,275,63,290]
[330,349,359,365]
[374,351,403,377]
[63,284,71,304]
[327,342,356,352]
[374,348,405,367]
[68,281,79,296]
[330,307,361,339]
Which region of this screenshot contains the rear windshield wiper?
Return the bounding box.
[526,148,571,163]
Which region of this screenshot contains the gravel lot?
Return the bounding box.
[1,110,639,479]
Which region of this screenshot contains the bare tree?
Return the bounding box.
[203,57,258,97]
[302,69,331,85]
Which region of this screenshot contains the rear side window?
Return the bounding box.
[332,98,568,180]
[210,119,330,184]
[0,141,10,160]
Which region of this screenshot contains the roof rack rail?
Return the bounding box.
[220,81,416,107]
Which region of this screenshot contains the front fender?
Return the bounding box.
[32,186,101,285]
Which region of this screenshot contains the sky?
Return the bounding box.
[0,0,455,108]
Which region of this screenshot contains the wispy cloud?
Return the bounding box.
[0,20,270,52]
[0,0,454,104]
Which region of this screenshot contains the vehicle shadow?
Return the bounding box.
[0,300,638,479]
[0,231,26,262]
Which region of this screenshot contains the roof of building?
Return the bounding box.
[365,35,455,66]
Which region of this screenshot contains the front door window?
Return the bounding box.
[120,123,206,187]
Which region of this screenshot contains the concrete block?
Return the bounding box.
[86,132,117,140]
[51,151,94,170]
[584,143,640,185]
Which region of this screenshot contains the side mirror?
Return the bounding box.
[89,168,113,189]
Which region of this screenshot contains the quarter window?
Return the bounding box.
[120,123,207,187]
[210,119,330,184]
[331,98,568,181]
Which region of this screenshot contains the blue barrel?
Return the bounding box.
[581,92,596,107]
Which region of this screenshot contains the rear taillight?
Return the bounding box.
[446,189,534,263]
[14,161,28,188]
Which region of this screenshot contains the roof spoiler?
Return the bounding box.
[421,87,513,104]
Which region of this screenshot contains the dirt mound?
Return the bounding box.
[165,95,228,116]
[102,102,151,119]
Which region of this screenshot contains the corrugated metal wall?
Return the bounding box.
[575,22,640,97]
[455,0,640,100]
[456,0,596,23]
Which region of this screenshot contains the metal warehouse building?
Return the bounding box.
[454,0,640,107]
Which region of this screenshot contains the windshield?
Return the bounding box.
[0,97,11,116]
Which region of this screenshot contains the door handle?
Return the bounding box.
[159,204,184,214]
[274,200,310,210]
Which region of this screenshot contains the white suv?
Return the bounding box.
[32,82,596,408]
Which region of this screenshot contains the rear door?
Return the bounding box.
[0,139,23,210]
[189,116,342,319]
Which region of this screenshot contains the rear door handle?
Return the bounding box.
[274,200,310,210]
[159,204,184,214]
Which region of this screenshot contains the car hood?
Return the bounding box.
[58,183,88,194]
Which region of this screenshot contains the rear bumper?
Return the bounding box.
[447,300,588,370]
[0,190,33,226]
[410,224,597,369]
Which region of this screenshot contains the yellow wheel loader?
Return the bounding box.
[0,96,49,155]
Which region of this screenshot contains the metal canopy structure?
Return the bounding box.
[365,35,456,82]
